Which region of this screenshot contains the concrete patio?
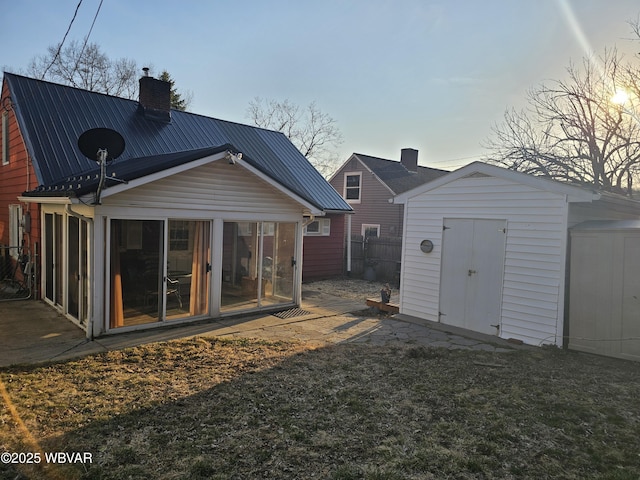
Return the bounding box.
[0,288,518,367]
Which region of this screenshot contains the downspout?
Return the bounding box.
[346,213,352,276]
[302,214,316,227]
[65,204,95,341]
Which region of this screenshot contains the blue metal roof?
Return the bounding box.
[6,73,351,212]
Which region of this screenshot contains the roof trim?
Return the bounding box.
[393,161,601,204]
[18,196,72,204]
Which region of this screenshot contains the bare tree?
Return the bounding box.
[247,97,343,177]
[485,49,640,194]
[27,40,139,99]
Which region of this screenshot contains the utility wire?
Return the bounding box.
[72,0,104,78]
[40,0,84,80]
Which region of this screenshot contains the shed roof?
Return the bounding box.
[5,73,351,212]
[393,161,602,204]
[571,219,640,231]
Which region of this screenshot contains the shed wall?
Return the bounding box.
[569,229,640,361]
[400,174,569,346]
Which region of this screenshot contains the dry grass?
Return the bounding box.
[303,278,399,303]
[1,336,639,479]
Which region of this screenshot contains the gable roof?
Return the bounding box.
[349,153,449,195]
[393,161,602,204]
[5,73,351,212]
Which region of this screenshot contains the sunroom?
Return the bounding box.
[25,148,324,338]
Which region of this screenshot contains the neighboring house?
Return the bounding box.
[329,148,448,239]
[393,161,640,350]
[0,72,351,338]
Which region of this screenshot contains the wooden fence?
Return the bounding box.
[348,235,402,285]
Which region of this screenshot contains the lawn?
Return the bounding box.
[1,337,639,479]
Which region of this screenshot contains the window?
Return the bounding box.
[304,218,331,236]
[344,172,362,203]
[169,220,190,251]
[8,204,22,258]
[2,112,8,165]
[362,224,380,239]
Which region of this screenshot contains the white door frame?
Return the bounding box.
[439,218,507,335]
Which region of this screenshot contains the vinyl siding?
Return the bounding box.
[102,160,303,216]
[400,175,570,346]
[302,213,346,280]
[330,158,403,237]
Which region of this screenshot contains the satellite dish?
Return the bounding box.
[78,128,125,163]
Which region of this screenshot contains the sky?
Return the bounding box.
[2,0,640,171]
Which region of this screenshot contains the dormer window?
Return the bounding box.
[344,172,362,203]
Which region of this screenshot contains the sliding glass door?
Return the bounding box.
[67,216,89,325]
[110,219,163,328]
[221,221,296,312]
[44,212,64,306]
[221,222,259,311]
[167,220,211,320]
[261,222,295,305]
[108,218,295,328]
[109,219,211,328]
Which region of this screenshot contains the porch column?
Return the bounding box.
[91,215,105,339]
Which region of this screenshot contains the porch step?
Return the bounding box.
[366,298,400,314]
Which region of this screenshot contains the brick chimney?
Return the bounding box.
[138,68,171,122]
[400,148,418,172]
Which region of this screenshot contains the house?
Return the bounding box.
[393,161,640,348]
[300,212,346,280]
[0,72,351,338]
[329,148,448,239]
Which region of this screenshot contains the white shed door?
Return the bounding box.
[439,218,506,335]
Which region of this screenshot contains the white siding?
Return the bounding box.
[102,160,303,216]
[400,175,569,346]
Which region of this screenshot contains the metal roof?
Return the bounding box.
[6,73,351,212]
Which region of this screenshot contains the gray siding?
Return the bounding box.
[330,157,403,237]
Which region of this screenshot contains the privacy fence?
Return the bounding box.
[349,235,402,286]
[0,246,35,301]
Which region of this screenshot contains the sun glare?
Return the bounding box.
[611,89,630,105]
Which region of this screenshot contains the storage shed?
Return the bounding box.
[393,162,640,347]
[569,220,640,361]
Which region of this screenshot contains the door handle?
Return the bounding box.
[468,269,477,276]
